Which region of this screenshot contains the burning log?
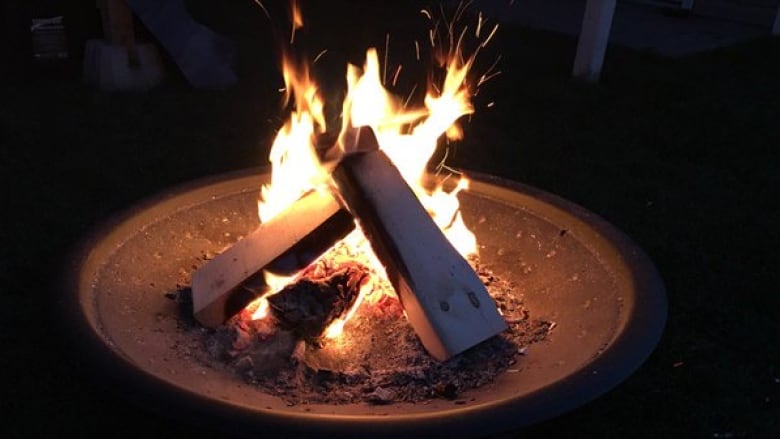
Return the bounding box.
[193,124,505,360]
[192,190,354,327]
[207,260,368,378]
[268,261,368,342]
[331,127,508,361]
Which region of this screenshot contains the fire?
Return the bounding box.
[248,5,490,339]
[249,271,294,320]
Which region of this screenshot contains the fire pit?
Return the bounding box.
[61,167,666,438]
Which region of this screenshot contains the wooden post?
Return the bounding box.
[97,0,138,64]
[572,0,616,82]
[85,0,166,91]
[331,128,507,361]
[192,190,354,327]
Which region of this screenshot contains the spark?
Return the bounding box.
[484,54,502,76]
[402,84,418,109]
[383,33,390,85]
[414,40,420,60]
[289,0,303,44]
[476,12,483,38]
[477,55,503,88]
[452,0,474,26]
[392,65,403,87]
[312,49,327,65]
[477,70,502,88]
[455,26,468,65]
[420,9,432,20]
[444,4,455,53]
[436,148,456,175]
[480,24,499,48]
[252,0,270,19]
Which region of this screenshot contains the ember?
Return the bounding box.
[197,254,552,405]
[267,260,366,343]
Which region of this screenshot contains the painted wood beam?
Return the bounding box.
[572,0,617,82]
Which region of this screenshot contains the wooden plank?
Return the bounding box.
[572,0,616,82]
[331,130,507,361]
[192,190,354,327]
[97,0,139,65]
[773,3,780,35]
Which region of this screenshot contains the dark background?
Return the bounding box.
[1,0,778,437]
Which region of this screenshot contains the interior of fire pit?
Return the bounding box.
[61,168,666,438]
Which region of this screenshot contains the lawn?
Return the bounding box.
[1,6,778,437]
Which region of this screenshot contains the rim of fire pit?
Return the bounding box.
[60,167,666,438]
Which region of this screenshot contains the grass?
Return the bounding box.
[1,13,778,438]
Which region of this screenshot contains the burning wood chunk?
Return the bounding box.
[331,127,508,361]
[191,190,354,328]
[268,261,367,342]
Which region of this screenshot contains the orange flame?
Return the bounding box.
[249,6,495,339]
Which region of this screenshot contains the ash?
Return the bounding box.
[197,256,551,406]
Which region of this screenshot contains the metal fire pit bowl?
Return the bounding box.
[61,168,666,438]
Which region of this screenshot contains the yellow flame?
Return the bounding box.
[323,281,372,339]
[289,0,303,44]
[249,296,270,320]
[252,9,487,337]
[258,59,328,222]
[248,271,295,320]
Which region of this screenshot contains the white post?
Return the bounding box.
[572,0,617,82]
[773,2,780,35]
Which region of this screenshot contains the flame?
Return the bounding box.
[249,6,491,340]
[289,0,303,44]
[323,280,372,339]
[249,296,270,320]
[258,57,328,222]
[248,271,294,320]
